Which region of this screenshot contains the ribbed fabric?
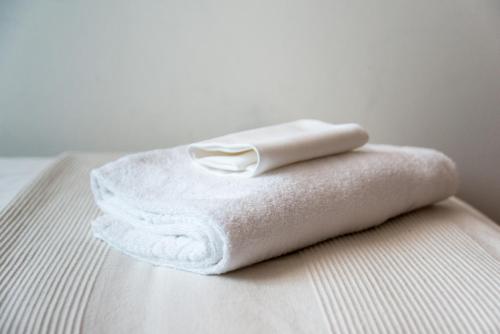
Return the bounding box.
[1,154,500,334]
[0,154,111,334]
[302,209,500,334]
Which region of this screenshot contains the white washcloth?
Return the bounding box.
[91,144,458,275]
[188,119,369,176]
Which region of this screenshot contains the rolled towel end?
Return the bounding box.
[92,215,229,274]
[90,170,230,274]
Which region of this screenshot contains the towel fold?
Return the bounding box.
[188,119,369,176]
[91,144,458,274]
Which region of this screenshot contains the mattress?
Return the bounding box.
[0,154,499,334]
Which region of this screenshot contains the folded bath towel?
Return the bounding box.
[91,144,458,274]
[188,119,369,176]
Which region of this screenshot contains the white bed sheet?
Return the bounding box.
[0,157,53,210]
[1,155,499,333]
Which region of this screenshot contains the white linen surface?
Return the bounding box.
[0,157,52,210]
[1,155,500,334]
[188,119,369,176]
[90,144,458,274]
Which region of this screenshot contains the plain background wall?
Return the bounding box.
[1,0,499,221]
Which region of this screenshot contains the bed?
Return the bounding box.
[1,154,499,333]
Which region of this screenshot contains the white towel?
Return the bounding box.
[188,119,369,176]
[91,144,458,275]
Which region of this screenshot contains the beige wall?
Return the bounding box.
[1,0,499,221]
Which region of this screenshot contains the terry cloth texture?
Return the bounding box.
[91,144,458,274]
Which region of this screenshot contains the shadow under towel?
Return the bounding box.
[90,144,458,274]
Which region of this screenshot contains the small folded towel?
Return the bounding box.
[91,144,458,274]
[188,119,369,176]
